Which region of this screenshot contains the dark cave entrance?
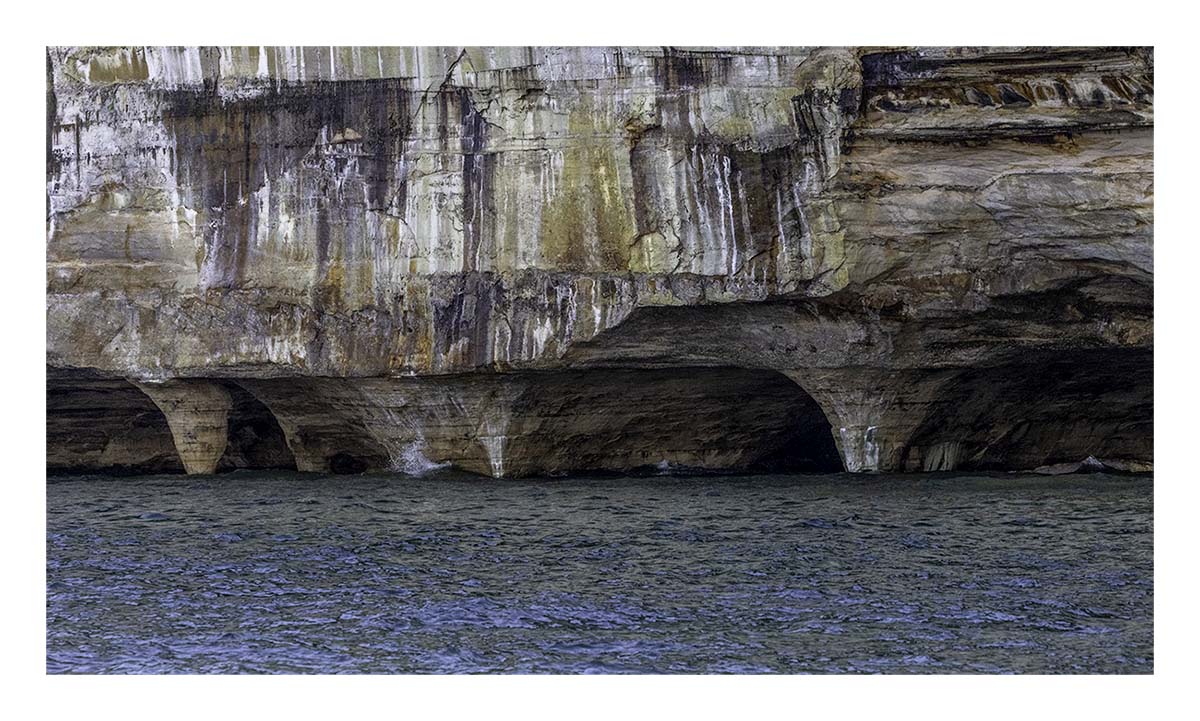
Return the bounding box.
[514,366,844,475]
[728,369,844,473]
[46,368,299,474]
[328,452,371,475]
[216,383,297,472]
[46,367,184,474]
[903,348,1153,471]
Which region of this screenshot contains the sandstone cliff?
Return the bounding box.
[46,46,1153,476]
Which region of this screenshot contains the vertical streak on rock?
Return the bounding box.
[132,380,232,474]
[791,48,862,183]
[460,88,489,273]
[46,50,57,218]
[922,441,963,472]
[472,385,521,478]
[437,378,527,478]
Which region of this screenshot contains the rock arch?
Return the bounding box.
[492,367,844,476]
[218,368,846,477]
[235,378,394,473]
[48,369,302,475]
[782,368,962,473]
[782,348,1154,474]
[216,383,297,472]
[132,380,233,474]
[47,367,183,474]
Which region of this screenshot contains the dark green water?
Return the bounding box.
[46,471,1152,673]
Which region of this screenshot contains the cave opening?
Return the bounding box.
[47,366,847,476]
[217,382,298,472]
[506,366,844,476]
[47,368,301,475]
[328,452,371,475]
[903,348,1153,471]
[47,367,184,475]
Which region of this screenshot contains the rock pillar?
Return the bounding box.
[234,380,352,473]
[783,368,959,473]
[133,380,232,474]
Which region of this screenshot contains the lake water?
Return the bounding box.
[46,471,1153,673]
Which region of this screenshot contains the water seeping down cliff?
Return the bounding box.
[46,46,1153,477]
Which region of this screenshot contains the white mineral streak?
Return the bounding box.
[838,425,880,474]
[476,398,514,479]
[47,46,851,372]
[479,432,507,479]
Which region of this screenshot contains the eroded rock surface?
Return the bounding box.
[46,47,1153,476]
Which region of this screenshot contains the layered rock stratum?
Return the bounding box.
[46,46,1153,476]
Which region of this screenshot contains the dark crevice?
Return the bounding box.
[328,452,369,475]
[216,382,297,472]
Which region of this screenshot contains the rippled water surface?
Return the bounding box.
[47,472,1152,673]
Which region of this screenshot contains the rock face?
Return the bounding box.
[46,46,1153,476]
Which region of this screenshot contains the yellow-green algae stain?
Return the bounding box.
[537,106,638,272]
[81,47,151,83]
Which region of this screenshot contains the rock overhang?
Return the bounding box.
[46,46,1153,476]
